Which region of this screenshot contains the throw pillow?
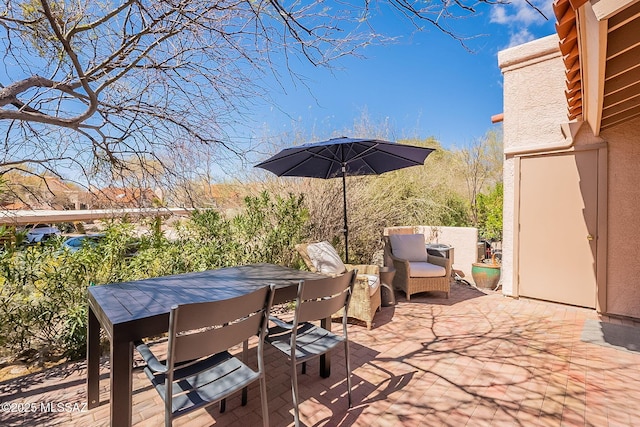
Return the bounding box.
[307,241,347,275]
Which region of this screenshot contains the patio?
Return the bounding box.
[2,281,640,426]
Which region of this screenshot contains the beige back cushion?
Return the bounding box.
[306,241,347,275]
[389,234,429,262]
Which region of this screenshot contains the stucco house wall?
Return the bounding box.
[498,35,569,297]
[600,116,640,318]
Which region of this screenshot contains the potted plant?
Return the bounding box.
[471,253,501,289]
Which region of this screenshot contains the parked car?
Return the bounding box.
[25,224,61,243]
[62,234,105,252]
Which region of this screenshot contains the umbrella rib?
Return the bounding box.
[309,149,342,165]
[301,149,343,179]
[272,148,342,178]
[352,143,431,165]
[344,143,433,174]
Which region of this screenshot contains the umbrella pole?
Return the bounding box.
[342,166,349,263]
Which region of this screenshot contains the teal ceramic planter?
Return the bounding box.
[471,262,501,289]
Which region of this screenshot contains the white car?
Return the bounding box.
[25,224,61,243]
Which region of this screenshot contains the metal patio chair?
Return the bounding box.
[134,285,275,427]
[266,271,356,427]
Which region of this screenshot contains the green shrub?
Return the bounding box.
[0,191,309,360]
[476,182,504,241]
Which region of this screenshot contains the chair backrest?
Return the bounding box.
[387,233,429,262]
[293,271,356,325]
[167,285,275,366]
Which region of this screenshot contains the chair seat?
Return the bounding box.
[359,274,380,296]
[145,351,260,417]
[266,322,345,363]
[409,261,447,278]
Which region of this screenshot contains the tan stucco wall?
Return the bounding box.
[498,35,567,296]
[498,35,568,150]
[601,115,640,318]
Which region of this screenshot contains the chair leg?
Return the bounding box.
[366,320,372,330]
[242,339,249,405]
[344,340,352,408]
[291,362,301,427]
[259,376,269,427]
[165,382,172,427]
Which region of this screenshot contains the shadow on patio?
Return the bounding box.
[2,281,640,426]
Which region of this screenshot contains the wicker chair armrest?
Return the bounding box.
[388,252,410,268]
[345,266,378,293]
[345,264,380,275]
[351,275,371,294]
[427,254,452,276]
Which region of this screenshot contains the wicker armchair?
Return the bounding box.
[383,235,452,300]
[296,242,381,330]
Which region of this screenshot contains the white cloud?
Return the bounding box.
[490,0,553,48]
[490,0,553,26]
[490,6,509,25]
[508,28,536,48]
[515,1,547,25]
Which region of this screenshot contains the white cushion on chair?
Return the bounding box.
[306,241,347,275]
[389,234,429,262]
[359,274,380,296]
[409,261,447,278]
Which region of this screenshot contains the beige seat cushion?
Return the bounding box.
[388,234,429,262]
[409,261,447,278]
[306,241,347,275]
[359,274,380,296]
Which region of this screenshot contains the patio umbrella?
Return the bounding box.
[255,137,435,262]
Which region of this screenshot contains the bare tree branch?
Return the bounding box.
[0,0,521,193]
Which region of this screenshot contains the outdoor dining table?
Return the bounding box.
[86,263,327,427]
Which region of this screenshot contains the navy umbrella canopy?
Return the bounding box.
[255,137,435,261]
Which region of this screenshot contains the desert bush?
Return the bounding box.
[232,192,309,267]
[0,241,93,357]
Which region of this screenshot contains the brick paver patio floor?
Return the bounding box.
[2,281,640,426]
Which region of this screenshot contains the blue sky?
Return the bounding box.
[247,0,556,151]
